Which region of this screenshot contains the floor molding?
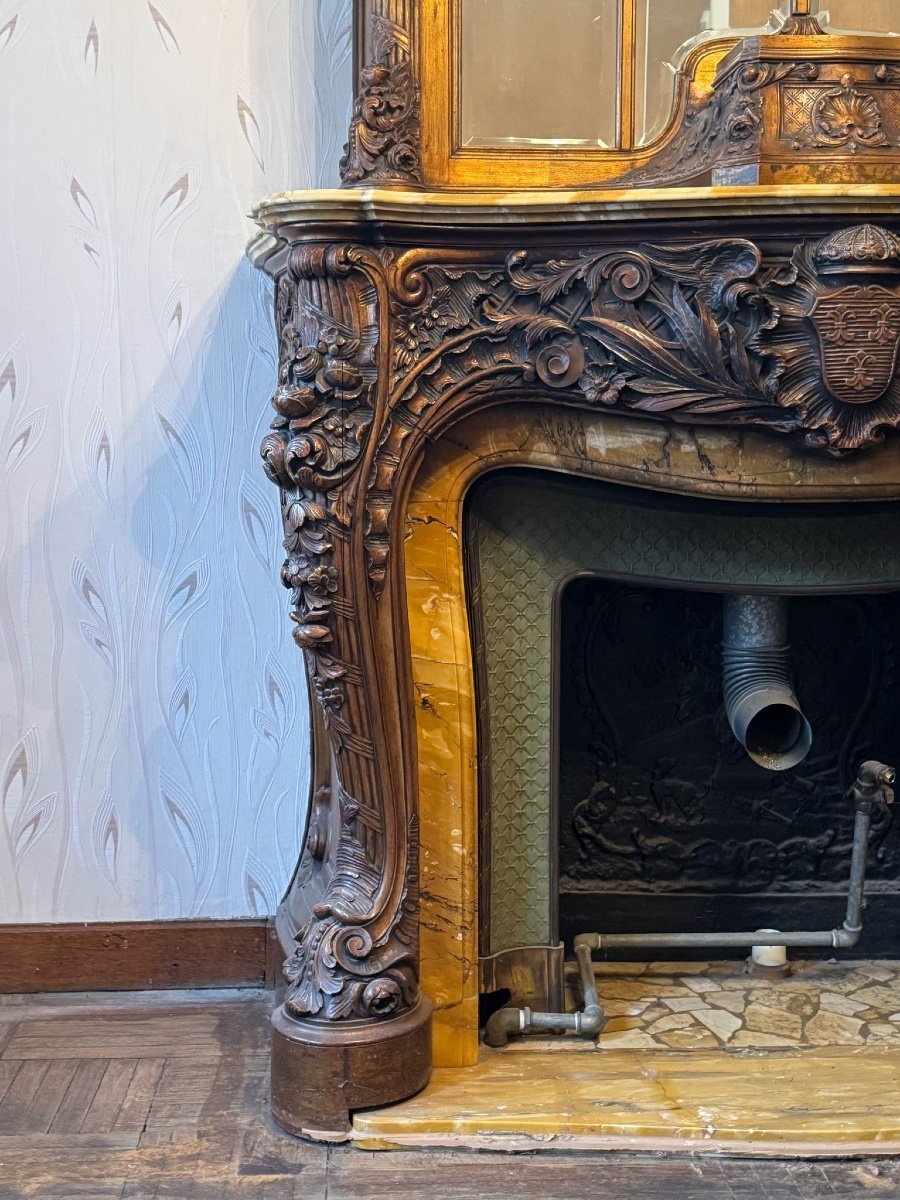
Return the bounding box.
[0,918,278,992]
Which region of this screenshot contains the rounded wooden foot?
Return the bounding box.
[270,995,433,1140]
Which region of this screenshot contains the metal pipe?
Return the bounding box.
[482,763,894,1049]
[574,760,895,958]
[723,594,812,771]
[483,942,604,1048]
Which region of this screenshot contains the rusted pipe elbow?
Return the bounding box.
[483,1004,530,1049]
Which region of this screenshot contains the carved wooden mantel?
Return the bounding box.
[251,186,900,1138]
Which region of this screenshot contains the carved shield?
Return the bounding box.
[810,284,900,405]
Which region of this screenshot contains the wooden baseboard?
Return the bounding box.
[0,918,279,993]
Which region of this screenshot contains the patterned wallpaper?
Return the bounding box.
[0,0,350,922]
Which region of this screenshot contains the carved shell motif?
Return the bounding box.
[812,75,890,149]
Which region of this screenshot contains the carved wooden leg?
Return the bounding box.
[260,245,433,1138]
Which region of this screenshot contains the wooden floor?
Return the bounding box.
[2,991,900,1199]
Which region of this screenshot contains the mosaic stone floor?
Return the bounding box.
[552,958,900,1052]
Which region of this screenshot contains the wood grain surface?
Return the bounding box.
[0,989,899,1198]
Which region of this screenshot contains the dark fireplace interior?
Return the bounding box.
[557,579,900,958]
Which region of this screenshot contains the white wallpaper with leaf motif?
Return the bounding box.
[0,0,348,922]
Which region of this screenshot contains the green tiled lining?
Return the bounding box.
[469,473,900,953]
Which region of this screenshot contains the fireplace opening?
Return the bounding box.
[557,578,900,960]
[466,468,900,1009]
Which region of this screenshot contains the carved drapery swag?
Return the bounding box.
[261,224,900,1023]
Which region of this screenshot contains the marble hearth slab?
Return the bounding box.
[353,1044,900,1154]
[353,960,900,1154]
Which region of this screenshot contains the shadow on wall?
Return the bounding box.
[0,0,352,924]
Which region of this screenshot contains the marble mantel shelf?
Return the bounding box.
[248,184,900,272]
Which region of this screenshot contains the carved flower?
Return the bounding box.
[394,293,450,368]
[306,564,338,598]
[271,383,318,422]
[579,363,630,407]
[281,555,308,589]
[318,357,365,401]
[362,977,402,1016]
[291,616,331,650]
[314,679,344,711]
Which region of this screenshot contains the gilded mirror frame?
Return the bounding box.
[343,0,754,190]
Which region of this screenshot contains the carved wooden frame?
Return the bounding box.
[341,1,900,190]
[342,0,738,189]
[258,207,900,1135]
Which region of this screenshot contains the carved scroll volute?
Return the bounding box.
[340,1,423,188]
[260,243,420,1024]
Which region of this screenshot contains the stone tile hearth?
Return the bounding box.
[554,959,900,1053]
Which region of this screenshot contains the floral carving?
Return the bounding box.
[361,224,900,584]
[340,13,421,188]
[261,303,373,730]
[261,223,900,1026]
[261,244,422,1023]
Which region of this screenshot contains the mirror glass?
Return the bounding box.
[460,0,620,148]
[460,1,900,153]
[635,1,775,145]
[816,1,899,33]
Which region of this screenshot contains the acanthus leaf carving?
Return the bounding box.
[361,225,900,590]
[263,222,900,1024]
[282,790,418,1021]
[625,60,820,187]
[340,14,422,188]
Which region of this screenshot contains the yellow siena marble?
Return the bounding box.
[403,403,900,1068]
[403,404,900,1067]
[352,1046,900,1154]
[405,493,478,1068]
[250,186,900,274]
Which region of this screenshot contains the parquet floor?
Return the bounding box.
[1,990,900,1199]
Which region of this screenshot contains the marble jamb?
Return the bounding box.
[405,405,900,1068]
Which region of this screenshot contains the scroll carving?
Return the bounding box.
[627,60,821,186]
[262,222,900,1023]
[261,244,419,1022]
[340,10,422,188]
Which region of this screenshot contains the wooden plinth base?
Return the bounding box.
[271,995,433,1141]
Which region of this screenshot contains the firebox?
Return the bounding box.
[467,472,900,997]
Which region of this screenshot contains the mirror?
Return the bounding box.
[458,1,900,152]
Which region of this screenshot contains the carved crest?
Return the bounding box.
[767,224,900,448]
[811,285,900,403]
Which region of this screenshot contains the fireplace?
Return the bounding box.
[249,0,900,1149]
[250,192,900,1128]
[466,470,900,1007]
